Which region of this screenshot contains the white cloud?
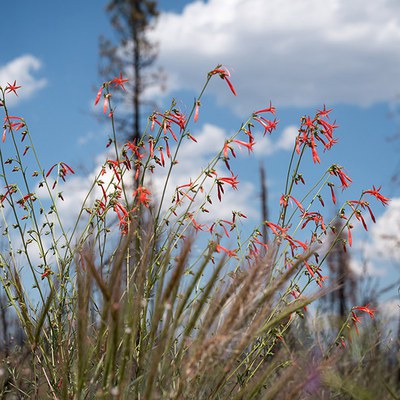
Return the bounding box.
[151,0,400,112]
[365,197,400,262]
[254,125,297,156]
[349,257,386,277]
[0,55,47,106]
[379,298,400,322]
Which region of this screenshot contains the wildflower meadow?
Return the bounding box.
[0,66,398,399]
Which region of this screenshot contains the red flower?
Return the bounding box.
[2,116,25,142]
[216,175,239,201]
[254,101,276,115]
[303,116,315,130]
[46,162,75,187]
[316,104,332,119]
[363,185,389,206]
[94,85,104,105]
[310,135,320,164]
[215,244,238,258]
[329,165,352,190]
[187,212,204,232]
[352,304,375,319]
[253,116,279,136]
[133,185,151,207]
[218,175,239,188]
[301,211,326,232]
[41,268,52,279]
[111,72,129,91]
[5,80,21,96]
[232,139,255,153]
[113,201,131,234]
[280,194,304,213]
[209,66,237,96]
[103,94,111,114]
[194,100,200,122]
[265,221,288,236]
[347,224,353,247]
[328,182,336,204]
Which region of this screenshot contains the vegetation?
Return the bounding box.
[0,67,398,399]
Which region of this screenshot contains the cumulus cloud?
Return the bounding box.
[0,55,47,106]
[151,0,400,112]
[365,197,400,261]
[254,125,297,156]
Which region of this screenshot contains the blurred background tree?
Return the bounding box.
[99,0,163,142]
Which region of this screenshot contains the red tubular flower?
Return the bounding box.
[329,165,352,190]
[16,193,36,208]
[224,76,237,96]
[232,139,255,154]
[310,136,320,164]
[218,219,235,238]
[46,162,75,186]
[194,100,200,122]
[215,244,238,258]
[187,212,204,232]
[217,175,239,190]
[254,101,276,115]
[209,66,237,96]
[103,94,111,114]
[164,137,171,158]
[364,202,376,223]
[3,116,25,142]
[352,304,375,319]
[348,199,377,225]
[106,159,121,181]
[94,85,104,105]
[355,209,368,231]
[318,118,338,140]
[41,268,52,279]
[328,182,336,204]
[350,304,375,335]
[252,236,269,251]
[347,224,353,247]
[149,139,154,159]
[159,147,165,166]
[253,116,279,136]
[133,185,151,207]
[303,116,315,131]
[363,185,389,206]
[265,221,288,236]
[111,72,129,91]
[5,80,21,96]
[301,212,326,232]
[113,201,131,234]
[223,141,235,158]
[316,104,332,119]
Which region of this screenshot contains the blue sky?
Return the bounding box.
[1,1,399,313]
